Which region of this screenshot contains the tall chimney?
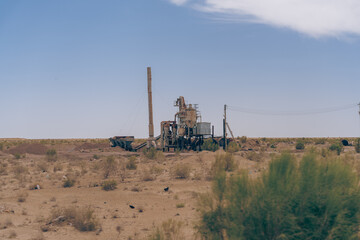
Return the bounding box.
[147,67,154,141]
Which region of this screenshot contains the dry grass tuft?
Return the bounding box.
[49,206,100,232]
[172,163,191,179]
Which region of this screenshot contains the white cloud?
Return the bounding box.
[169,0,190,6]
[169,0,360,37]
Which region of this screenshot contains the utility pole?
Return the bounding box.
[224,104,227,150]
[147,67,154,148]
[358,103,360,137]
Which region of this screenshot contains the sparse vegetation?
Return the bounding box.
[173,163,191,179]
[17,192,29,202]
[355,138,360,153]
[101,180,117,191]
[176,203,185,208]
[147,219,185,240]
[46,149,57,162]
[227,141,240,153]
[49,206,100,232]
[329,142,343,155]
[103,156,118,178]
[212,153,236,175]
[63,178,76,188]
[126,156,137,170]
[295,141,305,150]
[202,139,219,152]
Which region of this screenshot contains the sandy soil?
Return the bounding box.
[0,138,356,239]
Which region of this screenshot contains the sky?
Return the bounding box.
[1,0,360,139]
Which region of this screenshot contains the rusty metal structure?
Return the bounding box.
[160,96,212,151]
[110,67,216,152]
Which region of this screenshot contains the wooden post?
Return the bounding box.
[147,67,154,147]
[224,104,227,150]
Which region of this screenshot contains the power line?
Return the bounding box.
[227,103,358,116]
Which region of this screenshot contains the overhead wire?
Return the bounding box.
[227,103,358,116]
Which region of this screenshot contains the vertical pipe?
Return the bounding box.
[147,67,154,139]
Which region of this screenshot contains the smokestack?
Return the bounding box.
[147,67,154,140]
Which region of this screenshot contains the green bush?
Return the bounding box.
[202,139,219,152]
[295,141,305,150]
[102,180,117,191]
[329,143,343,155]
[355,138,360,153]
[198,153,360,239]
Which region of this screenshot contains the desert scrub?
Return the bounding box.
[63,178,75,188]
[173,163,191,179]
[295,141,305,150]
[176,203,185,208]
[103,156,118,178]
[49,206,100,232]
[202,139,219,152]
[144,147,157,159]
[197,152,360,239]
[126,156,137,170]
[147,219,185,240]
[142,169,155,181]
[212,153,236,174]
[227,141,240,153]
[101,180,117,191]
[46,149,57,162]
[329,143,343,155]
[17,192,29,202]
[355,138,360,153]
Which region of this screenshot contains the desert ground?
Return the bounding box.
[0,137,358,240]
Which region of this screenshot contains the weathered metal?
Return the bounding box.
[109,136,135,151]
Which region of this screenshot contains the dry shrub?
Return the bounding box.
[0,163,7,175]
[150,165,163,175]
[46,149,57,162]
[142,169,155,181]
[9,230,17,238]
[173,164,191,179]
[227,141,240,153]
[213,153,236,172]
[37,161,49,172]
[147,219,185,240]
[246,151,264,162]
[13,164,29,182]
[176,203,185,208]
[49,206,100,232]
[53,163,63,172]
[103,156,118,178]
[17,192,29,202]
[101,180,117,191]
[13,164,28,176]
[0,218,13,229]
[126,156,137,170]
[63,178,76,188]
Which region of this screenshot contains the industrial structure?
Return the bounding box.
[160,96,212,151]
[110,67,230,152]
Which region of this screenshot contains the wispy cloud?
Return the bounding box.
[169,0,190,6]
[168,0,360,38]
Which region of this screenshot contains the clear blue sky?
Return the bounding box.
[1,0,360,138]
